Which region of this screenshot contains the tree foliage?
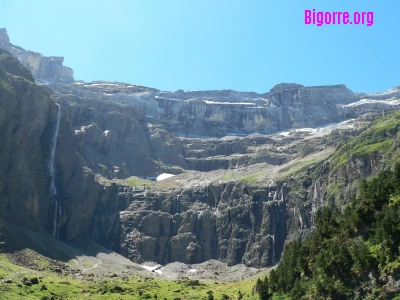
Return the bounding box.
[256,162,400,299]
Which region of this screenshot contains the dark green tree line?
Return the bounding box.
[256,162,400,299]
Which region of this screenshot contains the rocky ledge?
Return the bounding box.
[0,28,74,84]
[49,80,400,137]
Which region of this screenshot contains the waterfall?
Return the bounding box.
[311,182,318,226]
[50,104,61,196]
[175,195,180,214]
[49,104,61,237]
[52,201,58,237]
[268,183,271,199]
[268,182,275,199]
[271,235,276,265]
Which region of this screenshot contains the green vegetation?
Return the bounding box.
[222,171,234,181]
[326,180,346,203]
[0,225,260,299]
[236,172,263,183]
[0,66,12,92]
[121,175,179,189]
[256,163,400,299]
[279,158,318,178]
[126,176,153,187]
[278,149,333,180]
[0,252,259,299]
[333,111,400,170]
[0,79,11,91]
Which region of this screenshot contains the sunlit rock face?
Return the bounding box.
[2,27,400,137]
[2,28,400,271]
[48,80,400,137]
[154,84,360,136]
[0,28,10,46]
[0,28,74,84]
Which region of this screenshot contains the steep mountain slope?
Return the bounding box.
[49,80,400,137]
[1,27,400,292]
[88,110,400,269]
[278,111,400,243]
[256,165,400,299]
[0,49,182,244]
[52,93,187,178]
[0,47,57,229]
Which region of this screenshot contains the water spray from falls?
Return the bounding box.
[49,104,61,238]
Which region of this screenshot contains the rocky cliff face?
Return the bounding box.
[49,92,187,178]
[0,49,154,242]
[0,49,306,267]
[1,27,399,139]
[0,48,100,240]
[88,113,396,268]
[0,28,74,84]
[0,48,54,229]
[277,112,400,244]
[2,30,400,272]
[89,181,286,268]
[48,80,400,137]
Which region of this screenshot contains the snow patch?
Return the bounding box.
[341,98,400,108]
[278,118,356,137]
[204,100,256,105]
[142,264,162,272]
[156,173,175,181]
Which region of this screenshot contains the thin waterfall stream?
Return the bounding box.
[271,235,276,265]
[49,104,61,238]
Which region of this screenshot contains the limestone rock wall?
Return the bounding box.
[0,48,54,229]
[49,81,400,137]
[16,52,74,84]
[0,49,101,241]
[0,28,74,84]
[2,29,400,271]
[89,182,287,268]
[52,94,187,178]
[0,49,131,242]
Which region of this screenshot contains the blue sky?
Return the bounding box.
[0,0,397,93]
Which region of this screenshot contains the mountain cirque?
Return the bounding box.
[50,80,400,138]
[0,27,400,273]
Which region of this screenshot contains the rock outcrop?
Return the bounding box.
[90,181,286,267]
[0,48,55,229]
[49,81,400,137]
[0,28,74,84]
[2,29,400,272]
[51,93,187,178]
[0,48,100,240]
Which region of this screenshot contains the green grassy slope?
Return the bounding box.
[332,111,400,170]
[0,252,259,300]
